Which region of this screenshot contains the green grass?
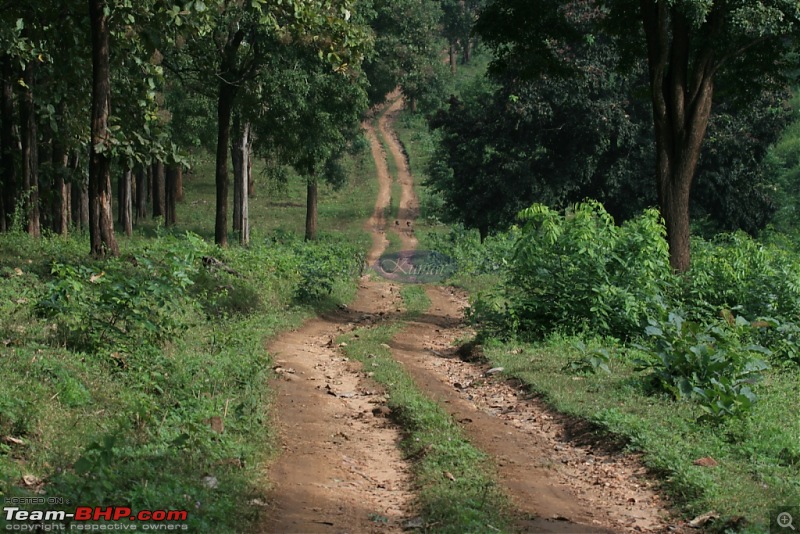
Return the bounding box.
[0,146,378,531]
[480,333,800,532]
[338,285,510,533]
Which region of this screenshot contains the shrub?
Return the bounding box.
[634,313,770,422]
[36,235,202,355]
[684,232,800,323]
[483,201,671,340]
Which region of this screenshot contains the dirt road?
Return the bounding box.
[260,98,684,533]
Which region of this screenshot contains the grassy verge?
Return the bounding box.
[480,334,800,532]
[0,147,376,531]
[337,285,510,533]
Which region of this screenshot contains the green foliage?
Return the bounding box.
[363,0,447,111]
[426,0,794,240]
[685,232,800,323]
[487,202,671,340]
[635,313,770,422]
[293,238,365,302]
[564,340,611,375]
[36,236,202,355]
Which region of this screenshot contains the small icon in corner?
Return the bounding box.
[778,511,795,530]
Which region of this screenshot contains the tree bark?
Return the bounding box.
[305,179,318,241]
[120,168,133,236]
[165,163,178,227]
[70,153,87,230]
[1,56,16,231]
[214,26,246,247]
[52,130,69,236]
[449,42,457,74]
[135,165,147,222]
[231,116,251,243]
[20,61,40,238]
[175,165,184,202]
[151,160,165,219]
[640,2,718,272]
[88,0,119,256]
[231,114,243,234]
[215,81,237,247]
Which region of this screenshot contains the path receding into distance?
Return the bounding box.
[258,96,687,533]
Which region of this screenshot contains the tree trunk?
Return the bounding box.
[70,153,87,231]
[231,114,243,234]
[151,160,165,219]
[120,168,133,236]
[165,163,178,227]
[247,150,254,197]
[449,42,457,74]
[215,81,237,247]
[462,38,471,64]
[175,165,184,202]
[305,179,318,241]
[88,0,119,256]
[231,116,251,243]
[20,61,40,238]
[52,131,69,236]
[135,166,147,222]
[1,56,16,231]
[146,163,152,206]
[640,3,718,272]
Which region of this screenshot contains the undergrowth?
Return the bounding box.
[0,230,363,531]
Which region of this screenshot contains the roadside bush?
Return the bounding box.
[634,313,770,421]
[36,234,202,355]
[486,201,671,340]
[683,232,800,323]
[422,225,517,275]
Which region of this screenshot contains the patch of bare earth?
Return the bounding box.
[259,100,414,533]
[387,286,690,533]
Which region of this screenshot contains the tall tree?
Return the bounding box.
[476,0,800,271]
[88,0,119,256]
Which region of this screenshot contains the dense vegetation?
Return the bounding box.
[0,153,373,530]
[4,0,800,531]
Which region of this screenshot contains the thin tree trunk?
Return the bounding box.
[238,122,250,244]
[175,165,184,202]
[52,130,69,236]
[151,160,165,219]
[88,0,119,256]
[231,114,243,234]
[20,61,40,237]
[247,150,254,197]
[70,152,88,231]
[449,42,457,74]
[1,56,16,231]
[231,116,251,242]
[135,165,147,222]
[305,179,318,241]
[462,38,471,64]
[165,163,178,227]
[215,81,237,247]
[120,168,133,236]
[146,163,152,206]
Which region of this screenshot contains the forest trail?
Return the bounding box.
[260,97,685,533]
